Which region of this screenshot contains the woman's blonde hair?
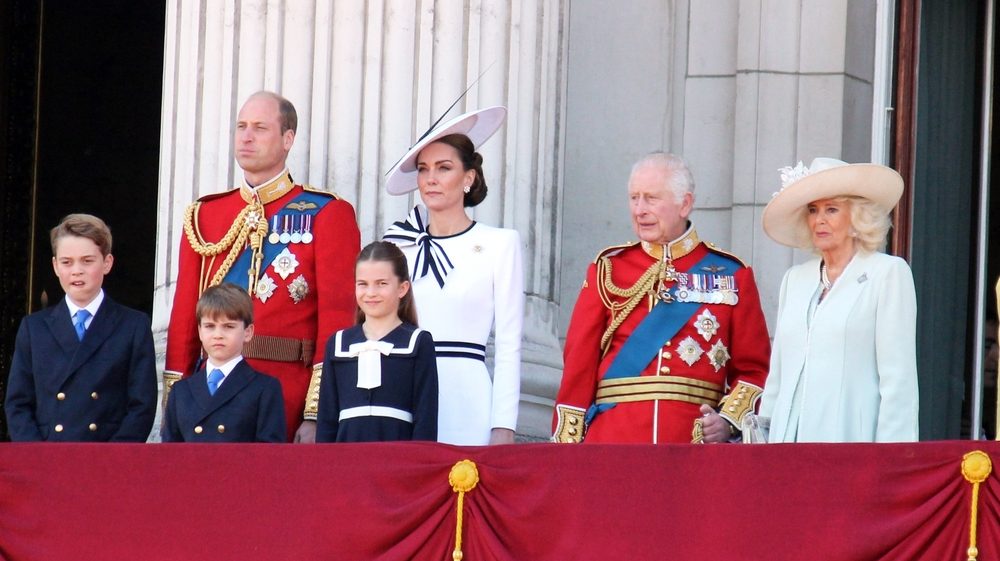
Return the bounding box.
[807,196,891,253]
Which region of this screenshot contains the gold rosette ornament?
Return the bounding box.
[449,460,480,561]
[962,450,993,561]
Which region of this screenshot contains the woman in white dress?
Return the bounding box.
[758,158,918,443]
[383,107,523,445]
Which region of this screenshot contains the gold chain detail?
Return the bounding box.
[182,199,268,294]
[598,256,661,352]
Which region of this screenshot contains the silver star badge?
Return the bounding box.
[288,275,309,304]
[675,336,704,367]
[708,340,731,372]
[694,309,720,342]
[271,247,299,280]
[255,274,277,303]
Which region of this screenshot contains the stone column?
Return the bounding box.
[154,0,568,438]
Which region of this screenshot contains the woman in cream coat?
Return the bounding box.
[758,158,918,443]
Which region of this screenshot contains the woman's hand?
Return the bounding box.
[489,427,515,445]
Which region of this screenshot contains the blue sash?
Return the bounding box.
[585,250,740,423]
[223,191,331,287]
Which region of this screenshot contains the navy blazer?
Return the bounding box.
[5,296,157,442]
[162,359,286,443]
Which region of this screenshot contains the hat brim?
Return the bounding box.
[384,106,507,195]
[762,163,904,248]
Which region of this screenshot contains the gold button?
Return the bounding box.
[727,406,736,412]
[661,351,672,360]
[733,399,742,406]
[91,392,99,400]
[194,426,203,434]
[217,425,226,434]
[54,424,64,433]
[56,392,66,401]
[665,341,671,347]
[659,366,670,374]
[89,423,97,432]
[568,417,578,426]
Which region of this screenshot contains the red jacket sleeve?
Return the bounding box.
[552,263,606,435]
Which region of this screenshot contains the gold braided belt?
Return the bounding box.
[595,375,723,407]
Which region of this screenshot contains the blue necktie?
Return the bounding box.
[73,310,91,341]
[207,369,224,396]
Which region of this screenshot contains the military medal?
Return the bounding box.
[656,259,678,303]
[279,215,292,244]
[288,274,309,303]
[708,340,731,372]
[255,274,278,303]
[301,215,313,244]
[676,336,705,367]
[268,215,280,245]
[694,310,720,341]
[290,215,303,244]
[272,247,300,280]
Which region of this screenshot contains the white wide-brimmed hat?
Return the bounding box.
[762,157,904,248]
[384,106,507,195]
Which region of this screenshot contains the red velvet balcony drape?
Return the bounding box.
[0,441,996,560]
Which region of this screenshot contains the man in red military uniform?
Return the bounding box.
[553,153,769,444]
[165,91,360,442]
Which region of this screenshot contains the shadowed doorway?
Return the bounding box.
[0,0,165,439]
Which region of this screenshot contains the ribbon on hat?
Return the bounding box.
[349,340,394,390]
[383,205,455,288]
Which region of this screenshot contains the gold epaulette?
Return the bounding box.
[592,241,639,264]
[717,381,763,428]
[552,404,586,443]
[302,184,341,201]
[704,242,748,268]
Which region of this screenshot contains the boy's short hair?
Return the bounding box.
[196,283,254,326]
[50,214,113,257]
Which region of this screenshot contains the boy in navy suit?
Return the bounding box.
[162,283,285,442]
[5,214,157,441]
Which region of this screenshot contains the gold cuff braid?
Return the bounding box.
[717,381,763,428]
[302,364,322,421]
[162,372,183,413]
[552,404,586,443]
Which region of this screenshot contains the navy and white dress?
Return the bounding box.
[384,205,524,445]
[315,322,438,442]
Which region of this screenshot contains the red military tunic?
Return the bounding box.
[165,169,360,441]
[553,225,770,444]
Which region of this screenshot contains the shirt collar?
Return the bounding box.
[65,289,105,320]
[205,355,244,379]
[240,168,294,205]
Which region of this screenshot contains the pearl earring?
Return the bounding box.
[463,184,471,194]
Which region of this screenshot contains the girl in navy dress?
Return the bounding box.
[316,241,438,442]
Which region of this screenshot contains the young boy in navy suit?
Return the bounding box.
[162,283,285,442]
[5,214,157,441]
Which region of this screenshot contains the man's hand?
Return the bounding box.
[489,427,515,445]
[699,404,734,443]
[294,420,317,443]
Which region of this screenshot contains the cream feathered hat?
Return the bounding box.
[762,157,904,248]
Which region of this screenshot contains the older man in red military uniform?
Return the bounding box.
[553,153,769,444]
[165,91,359,442]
